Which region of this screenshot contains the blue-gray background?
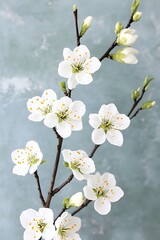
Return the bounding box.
[0,0,159,239]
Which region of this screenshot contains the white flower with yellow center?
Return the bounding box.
[58,45,101,89]
[83,172,124,215]
[44,97,86,138]
[27,89,57,122]
[11,141,43,176]
[89,103,130,146]
[117,28,138,46]
[62,149,95,180]
[20,208,55,240]
[54,212,81,240]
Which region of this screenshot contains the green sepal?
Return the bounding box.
[40,159,47,165]
[63,197,70,209]
[131,0,141,14]
[143,76,154,91]
[59,81,67,94]
[64,161,69,168]
[131,87,141,100]
[141,101,156,110]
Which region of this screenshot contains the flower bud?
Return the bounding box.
[116,28,138,46]
[131,0,141,14]
[59,81,67,94]
[115,22,123,35]
[69,192,84,207]
[73,4,77,12]
[131,87,141,100]
[143,76,154,91]
[141,101,156,110]
[133,11,142,22]
[80,16,93,37]
[111,47,139,64]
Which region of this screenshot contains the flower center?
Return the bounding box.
[93,187,106,198]
[36,219,47,233]
[26,150,39,166]
[99,119,112,133]
[58,226,68,237]
[72,63,84,73]
[41,105,52,116]
[71,161,82,170]
[56,109,69,123]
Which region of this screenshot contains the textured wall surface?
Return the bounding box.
[0,0,160,239]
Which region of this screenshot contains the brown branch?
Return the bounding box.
[73,9,80,46]
[130,107,142,119]
[99,13,134,62]
[89,144,100,158]
[45,129,63,208]
[71,199,92,216]
[52,173,74,196]
[34,171,45,206]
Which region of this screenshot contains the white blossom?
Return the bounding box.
[111,47,139,64]
[58,45,101,89]
[27,89,57,122]
[62,149,95,180]
[89,103,130,146]
[69,192,84,207]
[117,28,138,46]
[44,97,86,138]
[11,141,43,176]
[20,208,55,240]
[83,172,124,215]
[54,212,81,240]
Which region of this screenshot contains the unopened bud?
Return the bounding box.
[131,0,141,14]
[80,16,93,37]
[69,192,84,208]
[133,11,142,22]
[131,87,141,100]
[143,76,154,91]
[73,4,77,12]
[115,22,123,35]
[59,81,67,94]
[141,101,156,110]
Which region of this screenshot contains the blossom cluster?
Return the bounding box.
[11,8,141,238]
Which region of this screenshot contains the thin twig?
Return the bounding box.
[127,87,145,117]
[89,144,100,158]
[45,129,63,208]
[34,171,45,206]
[54,208,66,224]
[130,108,142,119]
[71,200,92,216]
[73,9,80,46]
[52,173,74,196]
[99,13,134,62]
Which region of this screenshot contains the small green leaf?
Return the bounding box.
[143,76,154,91]
[41,159,47,165]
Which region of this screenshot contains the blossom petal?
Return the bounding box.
[26,141,41,154]
[87,172,101,189]
[13,164,29,176]
[38,208,54,223]
[42,89,57,101]
[107,186,124,202]
[98,103,118,120]
[106,129,123,146]
[85,57,101,73]
[62,149,73,163]
[42,224,55,240]
[44,113,58,128]
[92,128,106,145]
[29,162,41,174]
[68,74,78,90]
[75,71,93,85]
[80,158,95,174]
[63,48,73,62]
[112,114,130,130]
[69,101,86,119]
[58,61,72,78]
[70,120,82,131]
[28,113,44,122]
[57,122,72,138]
[94,197,111,215]
[83,186,97,200]
[27,96,42,112]
[20,209,37,229]
[24,229,41,240]
[89,114,101,128]
[73,169,84,181]
[101,172,116,188]
[11,149,27,164]
[68,233,81,240]
[73,45,90,60]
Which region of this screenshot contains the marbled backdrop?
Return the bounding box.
[0,0,160,239]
